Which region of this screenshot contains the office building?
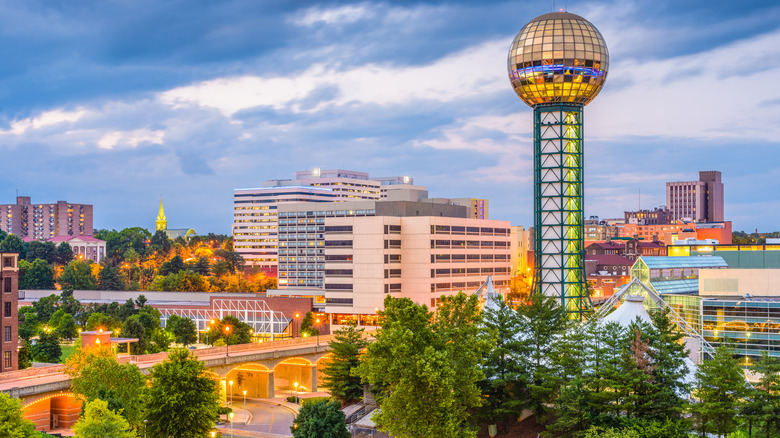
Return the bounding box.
[0,252,19,373]
[273,200,511,322]
[0,197,93,240]
[619,221,732,246]
[666,171,724,222]
[233,169,488,270]
[624,207,671,225]
[584,217,621,241]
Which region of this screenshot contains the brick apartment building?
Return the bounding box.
[0,197,93,240]
[0,252,19,372]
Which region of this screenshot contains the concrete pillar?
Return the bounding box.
[220,378,227,404]
[310,365,317,392]
[268,371,275,398]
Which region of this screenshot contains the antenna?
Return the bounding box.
[553,0,556,12]
[638,188,641,211]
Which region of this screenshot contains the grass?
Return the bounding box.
[60,344,77,363]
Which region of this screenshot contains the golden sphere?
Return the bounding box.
[508,12,609,107]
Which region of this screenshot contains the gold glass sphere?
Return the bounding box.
[508,12,609,107]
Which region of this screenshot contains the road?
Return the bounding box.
[231,398,296,436]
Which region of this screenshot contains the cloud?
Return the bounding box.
[157,39,507,116]
[97,129,164,149]
[1,108,87,135]
[292,3,372,27]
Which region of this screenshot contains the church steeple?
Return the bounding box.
[156,197,167,231]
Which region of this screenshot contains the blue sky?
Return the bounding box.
[1,0,778,234]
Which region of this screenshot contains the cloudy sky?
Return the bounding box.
[1,0,778,234]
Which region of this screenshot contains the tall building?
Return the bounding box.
[274,199,511,320]
[508,12,609,315]
[624,207,671,225]
[233,169,489,270]
[0,252,19,373]
[0,197,93,240]
[666,171,724,222]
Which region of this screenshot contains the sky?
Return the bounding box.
[0,0,778,234]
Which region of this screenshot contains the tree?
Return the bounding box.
[123,316,148,355]
[72,398,136,438]
[149,230,172,254]
[300,311,319,337]
[0,234,25,257]
[144,349,221,438]
[477,295,526,428]
[692,345,747,437]
[56,313,78,340]
[59,260,97,290]
[321,325,368,404]
[32,330,61,363]
[98,265,125,291]
[744,352,780,436]
[358,293,487,438]
[0,392,40,438]
[18,341,32,369]
[159,255,184,276]
[206,315,252,346]
[165,315,197,346]
[211,260,231,277]
[20,259,55,289]
[645,309,691,421]
[65,346,146,429]
[291,399,350,438]
[18,308,40,341]
[516,292,567,424]
[56,242,74,265]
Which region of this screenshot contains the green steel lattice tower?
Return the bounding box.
[507,12,610,316]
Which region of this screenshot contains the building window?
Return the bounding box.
[3,326,9,342]
[3,278,10,293]
[3,351,10,368]
[3,302,10,317]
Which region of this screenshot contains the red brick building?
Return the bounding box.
[0,252,19,372]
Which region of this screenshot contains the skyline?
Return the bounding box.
[1,0,779,234]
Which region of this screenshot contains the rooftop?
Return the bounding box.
[638,256,728,270]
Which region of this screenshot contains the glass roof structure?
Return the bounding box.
[638,256,729,270]
[630,256,728,297]
[653,279,700,295]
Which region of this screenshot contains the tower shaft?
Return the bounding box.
[533,103,592,316]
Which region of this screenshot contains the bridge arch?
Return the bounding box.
[225,363,274,400]
[22,392,81,432]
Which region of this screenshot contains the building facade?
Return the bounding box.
[624,207,671,225]
[0,197,93,240]
[0,252,19,373]
[666,171,724,222]
[619,221,732,246]
[48,236,106,263]
[273,200,511,322]
[233,169,489,270]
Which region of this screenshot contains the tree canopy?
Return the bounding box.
[291,399,350,438]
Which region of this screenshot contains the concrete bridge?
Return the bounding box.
[0,336,335,432]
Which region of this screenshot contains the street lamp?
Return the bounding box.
[229,412,234,438]
[243,390,247,413]
[315,318,321,346]
[294,382,299,405]
[294,312,300,338]
[144,419,147,438]
[224,325,231,357]
[229,380,234,407]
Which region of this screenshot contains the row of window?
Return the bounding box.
[431,240,510,249]
[278,210,376,218]
[431,267,510,277]
[432,225,510,236]
[432,254,510,262]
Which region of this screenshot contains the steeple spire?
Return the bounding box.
[156,196,167,231]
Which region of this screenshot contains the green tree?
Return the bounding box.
[18,341,32,369]
[148,230,172,254]
[358,293,487,438]
[744,352,780,436]
[300,311,319,337]
[56,313,78,340]
[692,345,747,437]
[73,398,136,438]
[123,316,148,354]
[98,265,125,291]
[211,260,231,277]
[0,234,25,257]
[59,260,97,290]
[321,325,368,404]
[32,330,61,363]
[517,292,567,424]
[584,426,641,438]
[56,242,74,265]
[144,349,221,438]
[0,392,40,438]
[291,399,350,438]
[21,259,55,289]
[645,309,691,421]
[165,315,197,346]
[206,315,252,346]
[65,346,146,429]
[477,295,526,428]
[18,308,40,341]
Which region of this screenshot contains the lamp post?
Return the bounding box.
[294,312,300,338]
[224,325,231,357]
[144,419,147,438]
[208,319,216,346]
[315,318,321,346]
[229,412,234,438]
[243,390,247,413]
[229,380,234,408]
[294,382,299,405]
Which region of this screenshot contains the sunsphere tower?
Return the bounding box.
[507,12,609,316]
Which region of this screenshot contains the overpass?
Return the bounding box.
[0,336,335,432]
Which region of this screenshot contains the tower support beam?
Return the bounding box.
[533,103,592,316]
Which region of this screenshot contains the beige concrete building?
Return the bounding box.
[699,269,780,296]
[666,171,724,223]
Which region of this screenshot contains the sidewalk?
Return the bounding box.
[222,406,251,424]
